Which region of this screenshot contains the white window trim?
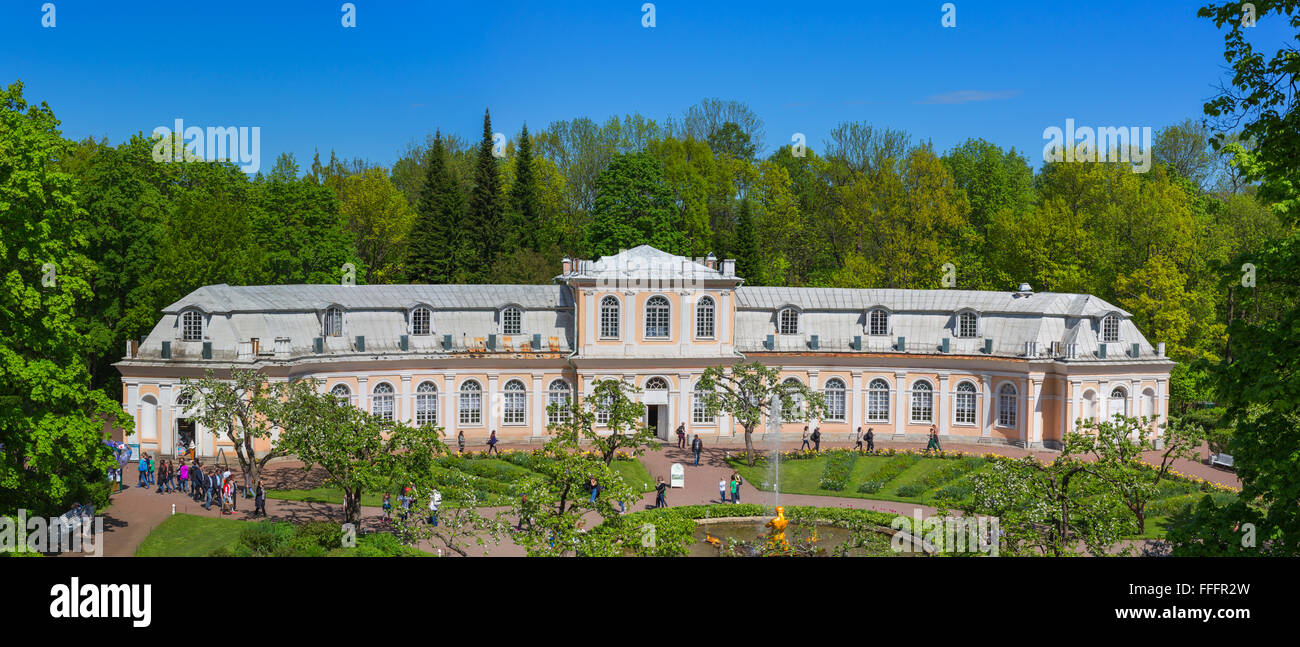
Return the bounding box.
[692,388,716,425]
[598,295,622,340]
[695,296,716,340]
[955,310,980,339]
[179,309,206,342]
[644,294,672,339]
[1100,314,1121,343]
[777,307,801,336]
[996,383,1018,428]
[547,379,572,425]
[458,380,484,427]
[865,379,892,424]
[371,382,396,420]
[414,381,439,426]
[822,378,847,422]
[952,380,979,426]
[866,308,890,337]
[409,306,434,336]
[501,306,523,336]
[501,379,528,426]
[909,380,935,424]
[322,306,346,338]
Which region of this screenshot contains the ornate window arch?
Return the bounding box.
[330,383,352,401]
[645,295,671,338]
[823,378,846,422]
[547,379,572,425]
[695,296,716,339]
[502,379,527,425]
[780,377,804,419]
[181,310,204,341]
[1108,385,1128,418]
[372,382,395,421]
[997,383,1018,428]
[644,376,670,390]
[415,381,438,426]
[867,378,890,421]
[459,380,483,425]
[599,295,621,339]
[910,380,934,423]
[954,381,977,424]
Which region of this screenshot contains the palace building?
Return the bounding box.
[115,245,1173,458]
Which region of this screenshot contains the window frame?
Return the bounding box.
[957,311,979,339]
[823,378,846,422]
[778,307,801,336]
[502,379,527,425]
[1101,314,1120,343]
[371,382,395,421]
[644,295,671,339]
[501,306,523,336]
[954,381,977,425]
[695,296,716,340]
[547,379,572,426]
[411,307,433,336]
[599,295,621,340]
[909,380,934,424]
[867,308,889,336]
[180,310,204,341]
[692,385,716,424]
[323,307,345,338]
[866,378,891,422]
[459,380,483,426]
[414,381,438,426]
[997,383,1018,428]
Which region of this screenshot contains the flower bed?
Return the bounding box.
[817,451,858,491]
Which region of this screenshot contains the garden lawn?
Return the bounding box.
[134,513,246,557]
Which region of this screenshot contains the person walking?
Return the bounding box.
[223,468,237,512]
[192,461,203,499]
[800,426,811,451]
[221,477,234,515]
[691,434,703,467]
[866,427,875,452]
[654,477,668,509]
[718,478,728,504]
[146,454,155,487]
[137,452,148,488]
[177,461,188,495]
[253,480,266,517]
[676,423,686,449]
[588,477,600,503]
[811,426,822,452]
[429,488,442,527]
[457,429,466,454]
[730,473,742,504]
[486,430,500,456]
[381,492,392,523]
[203,468,215,510]
[926,426,941,453]
[854,427,864,451]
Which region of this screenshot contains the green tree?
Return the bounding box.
[466,108,505,278]
[583,151,686,256]
[337,167,413,283]
[696,362,827,466]
[249,153,362,285]
[0,81,132,517]
[505,124,543,252]
[733,197,759,283]
[406,132,470,284]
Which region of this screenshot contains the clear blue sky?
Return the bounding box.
[1,1,1289,171]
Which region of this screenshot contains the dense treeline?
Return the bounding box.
[34,91,1286,418]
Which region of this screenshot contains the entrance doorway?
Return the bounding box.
[646,405,668,440]
[177,418,196,459]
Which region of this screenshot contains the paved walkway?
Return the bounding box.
[85,438,1237,557]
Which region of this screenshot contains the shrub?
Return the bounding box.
[933,484,972,501]
[296,521,344,550]
[818,452,858,491]
[857,481,884,494]
[896,484,926,498]
[860,454,919,487]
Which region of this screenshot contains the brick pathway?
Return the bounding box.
[84,438,1237,557]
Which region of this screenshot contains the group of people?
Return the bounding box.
[455,429,501,455]
[799,426,824,451]
[382,486,443,527]
[717,472,744,504]
[133,453,267,517]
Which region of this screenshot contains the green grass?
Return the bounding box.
[135,513,247,557]
[266,456,657,508]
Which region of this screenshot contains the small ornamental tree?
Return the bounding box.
[509,380,647,556]
[969,455,1130,557]
[274,381,445,526]
[1064,414,1205,535]
[696,362,827,466]
[177,369,307,494]
[390,469,509,557]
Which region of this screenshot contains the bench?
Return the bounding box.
[1209,453,1235,470]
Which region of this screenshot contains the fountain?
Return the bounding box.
[764,506,789,552]
[765,391,783,511]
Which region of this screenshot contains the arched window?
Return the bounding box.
[823,378,846,421]
[181,310,203,341]
[372,383,395,421]
[645,296,671,338]
[1101,315,1120,342]
[957,311,978,338]
[1141,388,1156,420]
[330,383,351,401]
[645,376,669,390]
[780,377,803,419]
[868,309,889,336]
[867,378,890,421]
[411,307,432,336]
[415,381,438,426]
[502,380,527,424]
[998,383,1018,428]
[778,308,800,335]
[1082,389,1098,422]
[910,381,934,423]
[693,384,715,424]
[501,307,522,335]
[323,307,344,337]
[459,380,482,425]
[593,380,616,425]
[599,296,620,339]
[547,379,571,425]
[1108,386,1128,419]
[695,296,716,339]
[955,381,977,424]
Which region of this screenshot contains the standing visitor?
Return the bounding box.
[588,477,600,503]
[866,428,875,452]
[221,476,233,515]
[730,472,743,504]
[254,480,266,517]
[654,477,668,509]
[457,430,466,454]
[691,434,703,467]
[800,426,811,451]
[676,423,686,449]
[811,427,822,452]
[177,461,188,495]
[718,478,728,504]
[146,453,155,487]
[223,468,236,512]
[429,488,442,527]
[382,492,392,523]
[487,429,500,456]
[854,427,864,451]
[137,452,148,488]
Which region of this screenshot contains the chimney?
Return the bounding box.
[561,257,572,274]
[1157,342,1165,357]
[704,252,717,270]
[721,258,735,276]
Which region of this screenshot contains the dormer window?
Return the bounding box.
[778,308,800,335]
[501,306,522,335]
[411,307,432,336]
[1101,314,1120,343]
[181,310,203,341]
[323,307,344,337]
[868,308,889,336]
[957,311,978,338]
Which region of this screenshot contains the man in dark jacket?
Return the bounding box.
[691,435,703,466]
[865,428,875,452]
[811,427,821,452]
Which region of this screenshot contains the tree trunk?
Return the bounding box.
[744,427,755,466]
[344,488,362,526]
[1135,505,1146,536]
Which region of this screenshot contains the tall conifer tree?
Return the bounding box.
[734,197,759,283]
[406,132,467,283]
[467,108,505,277]
[507,123,542,252]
